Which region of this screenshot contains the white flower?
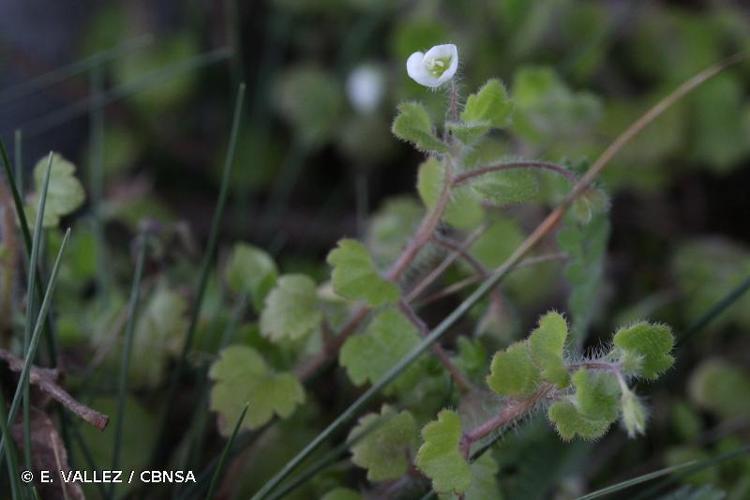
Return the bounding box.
[346,64,385,114]
[406,44,458,88]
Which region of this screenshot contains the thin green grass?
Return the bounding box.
[576,446,750,500]
[0,385,21,500]
[109,234,149,499]
[204,404,248,500]
[0,142,59,364]
[0,228,71,469]
[21,152,53,472]
[0,35,152,107]
[151,83,245,467]
[13,130,22,192]
[19,47,231,137]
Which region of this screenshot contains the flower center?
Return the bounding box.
[425,55,452,78]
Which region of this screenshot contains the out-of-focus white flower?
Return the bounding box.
[346,64,385,114]
[406,44,458,88]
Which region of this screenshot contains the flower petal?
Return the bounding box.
[407,51,436,87]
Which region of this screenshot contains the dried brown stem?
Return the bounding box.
[0,349,109,430]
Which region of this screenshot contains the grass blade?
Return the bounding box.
[0,141,59,364]
[0,35,153,107]
[152,83,245,466]
[576,446,750,499]
[21,151,54,471]
[0,384,21,500]
[17,48,231,138]
[13,130,22,192]
[0,228,71,468]
[677,274,750,346]
[204,404,248,500]
[109,235,148,499]
[7,228,70,423]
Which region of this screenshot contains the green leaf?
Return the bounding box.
[348,405,417,481]
[260,274,322,343]
[486,341,540,397]
[470,168,540,206]
[392,102,448,154]
[528,311,570,387]
[130,285,188,387]
[548,368,619,442]
[547,400,611,442]
[339,308,420,391]
[573,369,620,422]
[612,322,674,379]
[439,454,502,500]
[688,359,750,419]
[209,346,305,433]
[415,409,471,494]
[224,243,278,310]
[26,153,85,229]
[453,78,513,144]
[327,239,400,306]
[557,211,610,347]
[417,158,483,229]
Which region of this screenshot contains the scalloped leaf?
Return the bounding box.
[224,243,278,311]
[339,308,421,391]
[613,322,674,379]
[26,153,86,229]
[528,311,570,387]
[327,239,400,306]
[548,369,619,441]
[392,102,448,153]
[438,453,501,500]
[450,79,513,145]
[259,274,322,343]
[415,409,471,494]
[486,341,540,397]
[209,346,305,434]
[348,405,417,481]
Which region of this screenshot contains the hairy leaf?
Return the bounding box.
[392,101,448,153]
[415,409,471,494]
[548,368,619,441]
[486,341,540,397]
[327,239,400,306]
[613,322,674,379]
[528,311,570,387]
[260,274,322,342]
[348,405,417,481]
[209,346,305,433]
